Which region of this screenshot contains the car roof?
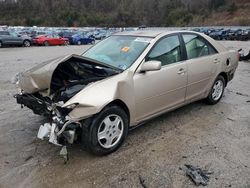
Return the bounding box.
[113,30,197,38]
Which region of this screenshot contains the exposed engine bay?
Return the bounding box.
[15,55,121,161]
[16,56,118,115]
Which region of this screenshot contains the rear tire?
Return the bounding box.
[64,41,69,46]
[81,105,129,155]
[0,41,2,48]
[205,75,225,105]
[23,40,31,47]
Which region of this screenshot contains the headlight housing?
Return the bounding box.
[65,103,79,109]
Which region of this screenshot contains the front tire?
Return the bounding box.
[81,105,129,155]
[44,41,49,46]
[205,75,225,105]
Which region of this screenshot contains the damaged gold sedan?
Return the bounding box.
[15,30,239,156]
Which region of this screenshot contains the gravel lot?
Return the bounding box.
[0,41,250,188]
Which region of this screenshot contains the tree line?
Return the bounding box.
[0,0,236,27]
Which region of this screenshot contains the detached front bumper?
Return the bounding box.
[37,119,81,163]
[38,123,61,145]
[37,119,79,146]
[15,93,82,146]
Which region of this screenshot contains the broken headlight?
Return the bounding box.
[64,103,79,109]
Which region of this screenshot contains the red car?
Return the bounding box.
[32,34,69,46]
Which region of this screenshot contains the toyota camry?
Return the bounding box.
[15,30,239,156]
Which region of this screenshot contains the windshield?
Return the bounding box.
[82,36,151,70]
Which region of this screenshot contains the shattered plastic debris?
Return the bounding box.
[60,146,69,164]
[236,92,249,97]
[184,164,213,186]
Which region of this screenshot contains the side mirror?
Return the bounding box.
[140,60,161,72]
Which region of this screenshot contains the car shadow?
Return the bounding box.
[66,100,206,159]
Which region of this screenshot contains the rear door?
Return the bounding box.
[181,34,218,102]
[133,34,188,121]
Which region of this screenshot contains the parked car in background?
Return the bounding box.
[227,29,242,40]
[32,34,69,46]
[15,30,239,156]
[209,29,229,40]
[30,30,48,39]
[58,31,77,40]
[0,31,31,47]
[94,30,108,40]
[69,33,95,45]
[197,28,217,36]
[239,29,250,41]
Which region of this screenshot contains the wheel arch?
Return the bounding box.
[218,72,228,87]
[105,99,130,125]
[23,39,31,42]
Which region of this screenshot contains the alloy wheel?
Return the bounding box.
[212,80,223,101]
[24,40,31,47]
[97,114,124,149]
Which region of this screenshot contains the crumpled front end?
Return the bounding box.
[17,55,70,95]
[15,54,121,153]
[15,91,82,148]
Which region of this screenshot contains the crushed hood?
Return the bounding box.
[17,54,120,96]
[18,54,74,95]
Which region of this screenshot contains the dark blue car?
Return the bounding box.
[209,29,229,40]
[69,33,95,45]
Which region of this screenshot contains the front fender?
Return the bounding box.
[64,71,136,124]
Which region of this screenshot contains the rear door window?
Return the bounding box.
[182,34,216,60]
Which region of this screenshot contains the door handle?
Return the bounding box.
[177,68,185,75]
[214,58,219,64]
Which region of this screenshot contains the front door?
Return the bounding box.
[133,35,188,122]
